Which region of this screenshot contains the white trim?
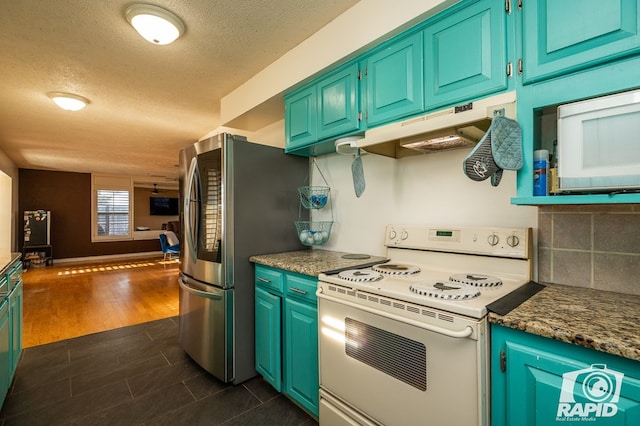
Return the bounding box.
[91,174,134,242]
[53,251,164,265]
[133,230,164,240]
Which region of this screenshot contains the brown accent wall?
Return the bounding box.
[18,169,161,259]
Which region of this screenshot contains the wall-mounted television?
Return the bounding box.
[149,197,179,216]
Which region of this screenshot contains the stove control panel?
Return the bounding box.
[384,225,531,259]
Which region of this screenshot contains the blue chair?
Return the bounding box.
[159,233,180,260]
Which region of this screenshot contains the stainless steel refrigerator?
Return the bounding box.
[178,133,308,384]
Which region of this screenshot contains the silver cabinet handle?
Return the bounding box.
[257,277,271,284]
[289,287,307,295]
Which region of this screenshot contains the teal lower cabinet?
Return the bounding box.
[283,297,318,416]
[9,279,23,378]
[0,257,23,407]
[491,325,640,426]
[0,299,10,404]
[255,286,282,391]
[254,265,319,418]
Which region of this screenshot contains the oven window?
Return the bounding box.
[345,318,427,391]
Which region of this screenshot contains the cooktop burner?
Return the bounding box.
[410,280,481,300]
[449,273,502,287]
[338,269,383,282]
[372,263,421,275]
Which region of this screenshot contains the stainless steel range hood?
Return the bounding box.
[356,91,517,158]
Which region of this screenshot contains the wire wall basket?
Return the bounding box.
[296,158,333,246]
[295,220,333,246]
[298,186,330,209]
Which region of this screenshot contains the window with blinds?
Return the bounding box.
[96,190,130,236]
[92,175,133,241]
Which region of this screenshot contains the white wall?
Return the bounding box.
[0,149,18,252]
[222,0,458,129]
[0,171,12,253]
[311,148,538,256]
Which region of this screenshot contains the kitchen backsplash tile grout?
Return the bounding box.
[538,204,640,295]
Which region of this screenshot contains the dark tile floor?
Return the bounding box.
[0,317,318,426]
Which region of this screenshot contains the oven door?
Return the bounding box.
[317,288,488,426]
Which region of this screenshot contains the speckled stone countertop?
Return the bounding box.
[489,283,640,362]
[249,249,388,277]
[0,252,21,276]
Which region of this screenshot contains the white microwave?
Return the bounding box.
[557,88,640,193]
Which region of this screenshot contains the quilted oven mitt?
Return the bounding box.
[491,115,523,171]
[463,114,522,187]
[463,126,499,183]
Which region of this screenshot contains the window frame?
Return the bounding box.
[91,175,134,242]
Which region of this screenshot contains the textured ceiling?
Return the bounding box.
[0,0,359,187]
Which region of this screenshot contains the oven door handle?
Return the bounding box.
[316,288,475,339]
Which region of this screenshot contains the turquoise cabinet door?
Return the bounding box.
[255,287,282,392]
[285,85,317,151]
[522,0,640,84]
[9,280,22,378]
[492,325,640,426]
[0,300,10,404]
[364,31,424,127]
[283,297,319,417]
[424,0,507,110]
[317,62,360,140]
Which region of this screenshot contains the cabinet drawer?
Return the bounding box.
[0,276,7,297]
[255,265,284,294]
[285,274,318,305]
[8,262,22,290]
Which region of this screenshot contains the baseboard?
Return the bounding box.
[53,251,164,265]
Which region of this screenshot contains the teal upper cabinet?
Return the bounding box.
[285,62,359,155]
[424,0,508,110]
[317,62,360,140]
[362,31,424,127]
[521,0,640,84]
[285,86,317,151]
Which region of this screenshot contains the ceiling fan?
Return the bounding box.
[151,184,165,194]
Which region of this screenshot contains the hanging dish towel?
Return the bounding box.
[352,148,366,197]
[463,112,522,186]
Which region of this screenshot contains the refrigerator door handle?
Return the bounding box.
[184,156,200,264]
[178,277,223,300]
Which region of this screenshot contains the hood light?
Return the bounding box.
[400,129,479,153]
[125,4,185,45]
[48,92,90,111]
[335,136,365,155]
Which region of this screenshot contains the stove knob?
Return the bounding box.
[400,230,408,240]
[507,234,520,247]
[389,230,397,240]
[487,233,499,246]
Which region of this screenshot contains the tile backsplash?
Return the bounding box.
[538,204,640,295]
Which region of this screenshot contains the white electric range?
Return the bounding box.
[316,225,532,426]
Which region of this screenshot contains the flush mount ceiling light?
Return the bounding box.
[47,92,90,111]
[125,4,185,45]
